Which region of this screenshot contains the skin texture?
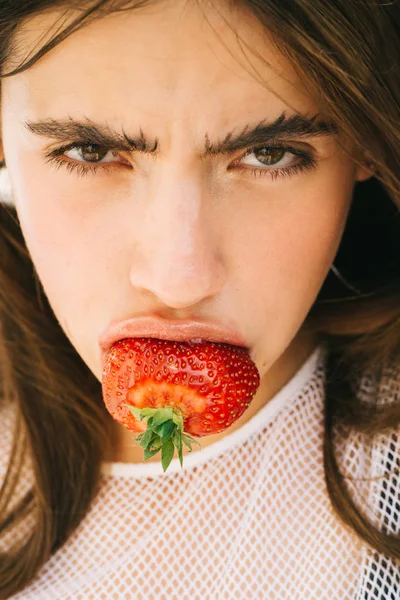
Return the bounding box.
[0,1,373,462]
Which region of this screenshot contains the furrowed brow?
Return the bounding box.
[24,111,338,157]
[24,117,159,153]
[202,112,339,157]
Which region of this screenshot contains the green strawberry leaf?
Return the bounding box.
[155,420,176,441]
[140,428,156,448]
[150,437,162,450]
[126,405,143,420]
[172,412,184,428]
[161,438,175,472]
[144,446,162,460]
[146,416,155,428]
[181,434,201,452]
[126,403,200,472]
[140,407,158,418]
[173,430,183,467]
[182,434,193,451]
[151,408,176,428]
[134,432,145,445]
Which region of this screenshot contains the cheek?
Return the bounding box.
[278,178,354,287]
[227,168,355,322]
[8,156,106,316]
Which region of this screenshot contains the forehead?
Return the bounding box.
[4,1,318,127]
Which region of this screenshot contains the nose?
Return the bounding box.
[129,169,226,309]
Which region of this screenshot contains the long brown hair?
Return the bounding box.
[0,0,399,596]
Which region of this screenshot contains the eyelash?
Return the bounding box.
[43,142,318,181]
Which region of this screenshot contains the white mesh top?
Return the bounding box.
[3,342,400,599]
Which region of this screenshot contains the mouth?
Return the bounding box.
[98,316,249,365]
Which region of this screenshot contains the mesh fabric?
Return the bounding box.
[2,344,399,599]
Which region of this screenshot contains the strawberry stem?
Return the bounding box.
[125,405,201,472]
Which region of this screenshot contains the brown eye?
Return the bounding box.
[73,144,111,163]
[253,147,286,165]
[238,145,296,170]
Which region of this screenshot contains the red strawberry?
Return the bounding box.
[102,337,260,472]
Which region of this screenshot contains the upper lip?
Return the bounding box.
[98,316,248,364]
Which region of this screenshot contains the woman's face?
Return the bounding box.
[1,2,371,389]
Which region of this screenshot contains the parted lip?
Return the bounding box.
[98,316,249,365]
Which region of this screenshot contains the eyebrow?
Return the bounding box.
[24,112,339,157]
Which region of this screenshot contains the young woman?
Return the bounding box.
[0,0,399,597]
